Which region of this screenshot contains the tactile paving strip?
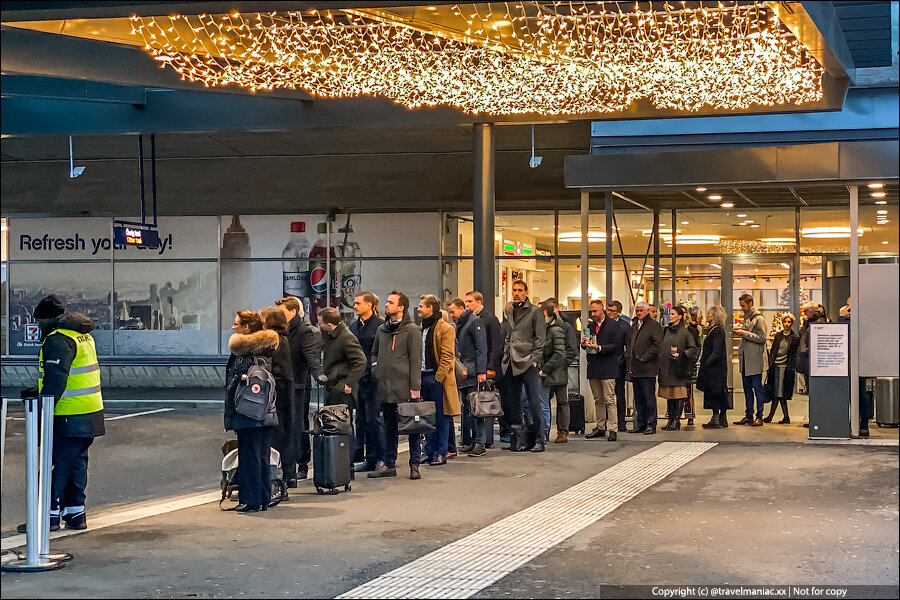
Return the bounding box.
[336,441,717,599]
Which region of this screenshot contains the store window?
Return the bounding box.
[678,208,796,255]
[800,208,852,254]
[7,262,113,355]
[1,218,8,355]
[860,202,898,254]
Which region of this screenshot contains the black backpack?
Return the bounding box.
[234,355,277,421]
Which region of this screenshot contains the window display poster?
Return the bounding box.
[810,323,849,377]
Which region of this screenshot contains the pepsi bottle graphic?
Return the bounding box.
[308,223,330,326]
[337,225,361,321]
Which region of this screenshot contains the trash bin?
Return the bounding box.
[874,377,899,428]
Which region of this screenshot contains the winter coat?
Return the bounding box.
[38,312,106,438]
[585,317,628,381]
[796,310,826,376]
[686,320,702,380]
[560,318,579,366]
[455,310,487,389]
[657,323,700,388]
[737,307,768,377]
[349,314,384,375]
[502,299,546,376]
[287,314,324,389]
[540,316,568,388]
[696,326,728,394]
[475,307,504,373]
[431,317,461,417]
[225,329,281,431]
[322,321,367,407]
[371,313,422,405]
[626,316,663,379]
[765,329,799,401]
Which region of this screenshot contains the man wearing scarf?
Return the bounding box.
[419,295,461,465]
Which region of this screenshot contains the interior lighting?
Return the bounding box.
[708,194,723,201]
[558,231,608,242]
[877,210,888,215]
[129,2,824,116]
[871,192,886,198]
[801,227,864,238]
[644,264,668,272]
[663,234,722,245]
[868,183,884,189]
[875,200,887,205]
[745,220,755,223]
[710,263,722,269]
[696,187,707,192]
[531,227,540,230]
[681,221,689,225]
[750,223,760,228]
[737,213,748,218]
[779,263,790,269]
[883,241,890,245]
[760,238,795,245]
[721,202,735,208]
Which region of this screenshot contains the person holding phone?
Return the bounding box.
[657,305,699,431]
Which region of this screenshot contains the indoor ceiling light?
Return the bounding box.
[760,237,796,244]
[875,200,887,205]
[644,264,668,272]
[801,227,864,238]
[664,234,723,245]
[532,227,540,230]
[877,210,888,215]
[129,2,824,116]
[871,192,886,198]
[708,194,722,201]
[558,231,608,242]
[681,221,689,225]
[779,263,790,269]
[737,213,748,217]
[710,263,722,269]
[695,187,707,192]
[868,183,884,189]
[750,223,760,227]
[721,202,735,208]
[883,241,890,245]
[745,220,754,223]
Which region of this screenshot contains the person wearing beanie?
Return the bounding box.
[18,295,105,533]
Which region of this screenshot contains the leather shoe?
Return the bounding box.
[296,468,308,481]
[285,478,298,489]
[701,418,721,429]
[643,427,656,435]
[428,455,447,466]
[585,429,605,439]
[750,418,764,427]
[629,427,646,434]
[409,465,421,480]
[734,416,752,425]
[367,464,397,478]
[458,445,475,454]
[607,431,617,441]
[419,455,433,465]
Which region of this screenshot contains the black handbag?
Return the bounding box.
[468,380,504,418]
[313,404,352,436]
[397,400,436,435]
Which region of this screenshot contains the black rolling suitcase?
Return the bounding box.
[313,433,352,495]
[568,394,586,434]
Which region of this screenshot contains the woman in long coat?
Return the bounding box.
[658,305,699,431]
[697,306,730,428]
[763,313,800,424]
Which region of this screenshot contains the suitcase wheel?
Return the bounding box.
[344,484,351,492]
[316,487,324,495]
[329,488,339,495]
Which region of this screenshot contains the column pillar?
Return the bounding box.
[473,123,495,315]
[653,210,660,309]
[605,191,613,302]
[849,185,860,437]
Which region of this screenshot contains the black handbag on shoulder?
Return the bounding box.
[397,400,436,435]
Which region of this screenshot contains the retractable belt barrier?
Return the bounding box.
[2,395,73,572]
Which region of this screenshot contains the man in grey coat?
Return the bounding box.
[501,280,546,451]
[734,293,769,426]
[368,291,424,480]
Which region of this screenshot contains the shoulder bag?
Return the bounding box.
[468,380,504,418]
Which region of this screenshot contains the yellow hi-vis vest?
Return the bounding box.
[38,328,104,416]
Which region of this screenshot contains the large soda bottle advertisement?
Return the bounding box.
[308,223,330,325]
[282,221,312,318]
[336,222,361,322]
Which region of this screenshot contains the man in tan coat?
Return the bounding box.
[418,294,459,465]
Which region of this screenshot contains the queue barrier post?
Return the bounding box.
[39,395,72,563]
[1,396,63,572]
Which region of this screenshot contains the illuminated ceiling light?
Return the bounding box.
[531,227,540,230]
[708,194,723,201]
[744,220,754,223]
[877,210,888,215]
[801,227,864,238]
[868,183,884,189]
[710,263,722,269]
[721,202,735,208]
[644,264,668,272]
[883,241,890,245]
[681,221,689,225]
[760,237,795,244]
[750,223,760,228]
[129,2,824,116]
[875,200,888,205]
[871,192,886,198]
[558,231,608,242]
[737,213,748,218]
[665,234,723,245]
[695,187,707,192]
[779,263,790,269]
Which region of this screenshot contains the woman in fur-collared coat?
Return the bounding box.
[225,310,280,513]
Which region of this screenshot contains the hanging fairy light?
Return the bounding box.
[130,2,824,116]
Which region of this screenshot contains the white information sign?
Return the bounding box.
[810,323,849,377]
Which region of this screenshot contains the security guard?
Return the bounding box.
[19,295,105,532]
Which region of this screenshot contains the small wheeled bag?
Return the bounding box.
[313,433,352,495]
[468,380,504,418]
[397,400,437,435]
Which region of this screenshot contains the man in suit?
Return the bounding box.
[626,301,663,435]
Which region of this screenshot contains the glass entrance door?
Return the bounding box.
[722,255,797,388]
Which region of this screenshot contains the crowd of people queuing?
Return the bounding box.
[222,281,853,512]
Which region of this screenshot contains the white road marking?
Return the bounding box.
[336,441,717,600]
[105,408,174,420]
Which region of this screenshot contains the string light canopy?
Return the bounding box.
[130,1,824,116]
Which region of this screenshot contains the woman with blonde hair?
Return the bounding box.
[698,306,729,428]
[763,313,799,424]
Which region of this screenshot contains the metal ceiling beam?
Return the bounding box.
[788,186,809,205]
[678,190,709,208]
[611,191,653,212]
[730,188,760,208]
[1,74,146,105]
[565,141,900,190]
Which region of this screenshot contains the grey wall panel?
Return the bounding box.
[858,264,900,377]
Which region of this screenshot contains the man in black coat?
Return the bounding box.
[626,301,663,434]
[465,290,503,447]
[583,299,628,441]
[277,296,325,481]
[350,292,386,471]
[605,300,631,432]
